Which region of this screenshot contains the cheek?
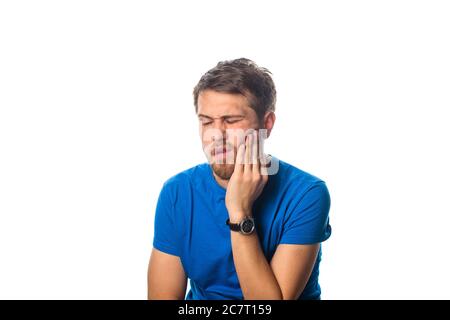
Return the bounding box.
[200,127,225,146]
[198,128,210,146]
[225,126,248,147]
[200,127,213,144]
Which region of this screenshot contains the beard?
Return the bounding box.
[210,162,235,180]
[204,141,237,180]
[210,146,237,180]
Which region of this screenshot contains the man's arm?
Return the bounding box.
[230,225,281,299]
[226,131,321,299]
[270,243,320,299]
[147,248,187,300]
[230,214,320,300]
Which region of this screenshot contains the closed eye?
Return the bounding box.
[225,118,243,124]
[225,120,239,124]
[198,116,244,125]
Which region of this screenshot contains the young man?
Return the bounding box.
[147,58,331,300]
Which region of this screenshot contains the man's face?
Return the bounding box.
[197,89,263,180]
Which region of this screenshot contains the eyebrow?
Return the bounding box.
[198,114,245,120]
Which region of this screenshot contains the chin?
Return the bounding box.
[211,163,235,180]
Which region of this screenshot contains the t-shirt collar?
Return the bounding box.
[204,164,227,202]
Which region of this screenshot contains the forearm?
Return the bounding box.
[230,218,283,300]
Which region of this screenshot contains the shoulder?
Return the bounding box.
[163,162,208,186]
[275,157,327,192]
[267,157,330,215]
[159,163,209,200]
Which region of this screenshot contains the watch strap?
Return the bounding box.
[226,218,241,232]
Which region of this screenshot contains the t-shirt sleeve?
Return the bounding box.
[152,181,181,257]
[279,181,332,245]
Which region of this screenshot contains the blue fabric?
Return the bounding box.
[153,156,331,300]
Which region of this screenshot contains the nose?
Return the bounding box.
[212,118,226,132]
[210,119,228,141]
[201,123,225,145]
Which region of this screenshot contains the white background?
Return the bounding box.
[1,1,449,299]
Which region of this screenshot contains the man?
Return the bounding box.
[147,58,332,300]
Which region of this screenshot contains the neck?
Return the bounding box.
[212,171,229,189]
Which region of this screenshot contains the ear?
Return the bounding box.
[263,112,276,138]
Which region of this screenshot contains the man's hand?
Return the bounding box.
[225,130,268,222]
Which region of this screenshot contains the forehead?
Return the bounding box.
[197,90,252,117]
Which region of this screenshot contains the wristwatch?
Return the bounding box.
[226,217,255,235]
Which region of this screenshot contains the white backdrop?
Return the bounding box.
[1,1,449,299]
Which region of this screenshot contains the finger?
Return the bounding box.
[252,130,259,173]
[234,141,245,174]
[245,133,252,163]
[244,133,252,173]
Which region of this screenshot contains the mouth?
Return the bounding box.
[210,145,234,163]
[213,147,229,155]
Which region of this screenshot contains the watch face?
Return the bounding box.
[240,218,255,234]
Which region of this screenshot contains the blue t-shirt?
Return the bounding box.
[152,156,332,300]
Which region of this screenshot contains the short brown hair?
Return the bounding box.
[193,58,276,120]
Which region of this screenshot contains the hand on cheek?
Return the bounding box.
[225,130,269,223]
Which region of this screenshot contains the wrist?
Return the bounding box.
[226,215,256,235]
[228,210,252,223]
